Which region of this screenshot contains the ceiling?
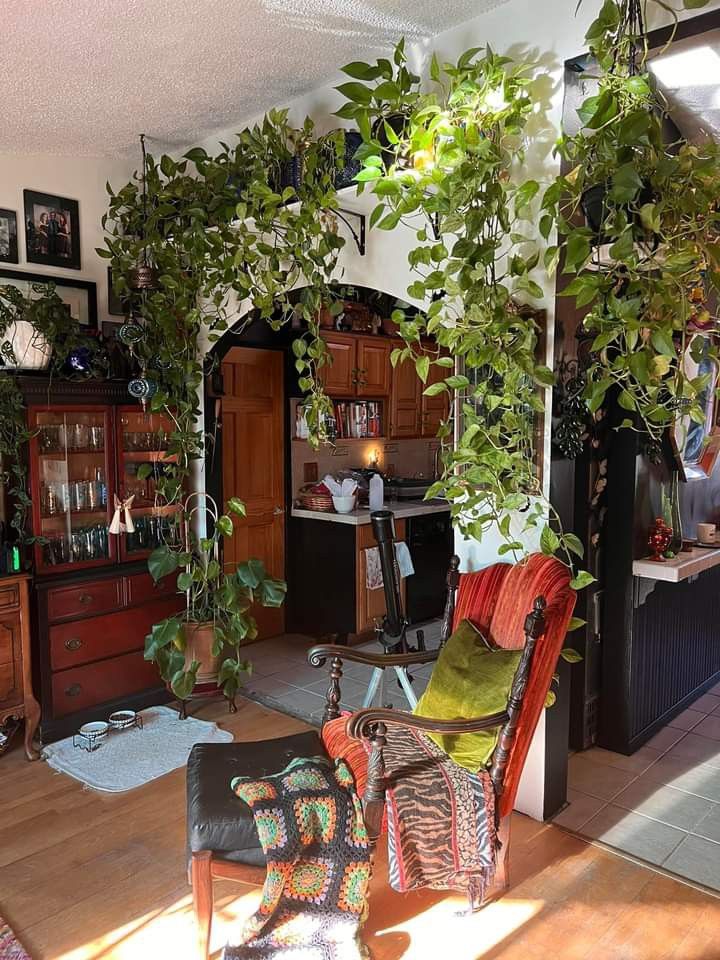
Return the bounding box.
[1,0,508,160]
[649,29,720,143]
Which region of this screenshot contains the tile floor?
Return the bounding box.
[239,620,441,727]
[554,682,720,893]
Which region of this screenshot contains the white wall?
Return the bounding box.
[0,153,133,327]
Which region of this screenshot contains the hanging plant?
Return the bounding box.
[337,42,591,583]
[543,0,720,442]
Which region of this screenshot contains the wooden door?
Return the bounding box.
[357,337,391,397]
[390,347,421,439]
[319,333,356,397]
[221,348,285,640]
[422,356,451,438]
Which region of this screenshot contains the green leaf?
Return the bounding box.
[560,647,583,663]
[177,571,193,592]
[335,82,373,105]
[563,533,584,558]
[611,163,644,203]
[355,167,382,182]
[259,577,287,608]
[171,661,200,700]
[569,570,596,590]
[650,329,675,357]
[137,462,153,481]
[567,617,587,632]
[544,690,557,708]
[226,497,247,517]
[237,558,265,589]
[148,546,179,584]
[144,617,182,660]
[415,355,430,383]
[540,524,561,556]
[216,515,234,537]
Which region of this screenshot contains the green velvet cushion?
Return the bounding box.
[414,618,522,772]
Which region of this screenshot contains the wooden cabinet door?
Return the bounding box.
[0,613,22,708]
[319,334,357,397]
[357,338,391,397]
[356,520,406,635]
[390,350,421,439]
[422,357,451,438]
[221,347,286,640]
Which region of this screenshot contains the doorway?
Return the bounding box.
[220,346,285,639]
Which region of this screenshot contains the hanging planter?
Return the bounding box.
[372,111,411,167]
[333,130,364,189]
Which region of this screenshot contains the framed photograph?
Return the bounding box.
[23,190,80,270]
[107,266,130,317]
[0,268,97,329]
[0,210,18,264]
[671,333,720,481]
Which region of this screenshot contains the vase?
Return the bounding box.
[1,321,52,370]
[183,621,221,685]
[668,471,684,555]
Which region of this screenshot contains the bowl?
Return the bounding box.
[79,720,109,742]
[332,495,356,514]
[108,710,137,730]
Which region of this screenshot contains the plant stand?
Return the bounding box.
[176,680,236,720]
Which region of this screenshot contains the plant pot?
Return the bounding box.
[318,306,335,329]
[0,320,52,370]
[278,154,304,192]
[581,180,655,240]
[334,130,364,189]
[372,112,410,167]
[183,621,221,685]
[381,315,401,336]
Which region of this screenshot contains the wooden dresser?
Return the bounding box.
[34,565,179,742]
[0,574,41,759]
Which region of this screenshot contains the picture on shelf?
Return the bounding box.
[0,209,18,264]
[0,268,97,329]
[23,189,81,269]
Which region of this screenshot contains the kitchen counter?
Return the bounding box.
[291,500,450,526]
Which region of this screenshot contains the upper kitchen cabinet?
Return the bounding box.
[422,359,450,437]
[390,354,422,439]
[319,333,391,398]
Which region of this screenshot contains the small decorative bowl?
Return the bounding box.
[79,720,109,743]
[108,710,137,730]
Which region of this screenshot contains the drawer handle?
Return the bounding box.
[65,683,82,698]
[78,594,93,605]
[64,637,83,652]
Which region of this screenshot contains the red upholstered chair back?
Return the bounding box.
[452,553,576,818]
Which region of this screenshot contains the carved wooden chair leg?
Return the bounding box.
[191,850,213,960]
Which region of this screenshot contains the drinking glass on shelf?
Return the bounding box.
[68,423,89,451]
[70,481,88,512]
[88,425,104,451]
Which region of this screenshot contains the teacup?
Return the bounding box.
[697,523,717,545]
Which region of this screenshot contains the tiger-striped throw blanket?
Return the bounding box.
[224,756,372,960]
[383,725,498,897]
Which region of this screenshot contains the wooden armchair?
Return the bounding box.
[186,551,575,956]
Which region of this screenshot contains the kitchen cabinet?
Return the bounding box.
[319,333,391,398]
[390,345,451,439]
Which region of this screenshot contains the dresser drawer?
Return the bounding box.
[125,571,178,606]
[51,651,161,718]
[47,580,122,622]
[49,597,181,671]
[0,584,19,610]
[0,659,22,708]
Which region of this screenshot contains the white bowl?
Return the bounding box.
[79,720,109,741]
[332,495,356,514]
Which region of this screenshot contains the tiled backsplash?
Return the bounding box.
[291,436,440,499]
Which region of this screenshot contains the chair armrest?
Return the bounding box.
[308,644,440,670]
[345,707,509,742]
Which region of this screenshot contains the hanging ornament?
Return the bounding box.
[128,370,158,412]
[129,134,159,291]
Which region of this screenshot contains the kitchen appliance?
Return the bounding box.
[406,511,454,623]
[385,476,433,501]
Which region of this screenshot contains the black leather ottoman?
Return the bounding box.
[186,731,324,958]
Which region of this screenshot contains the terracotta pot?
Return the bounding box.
[318,306,335,329]
[183,621,221,685]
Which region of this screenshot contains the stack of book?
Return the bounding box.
[333,400,383,439]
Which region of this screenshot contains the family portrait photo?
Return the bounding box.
[23,189,80,269]
[0,208,18,263]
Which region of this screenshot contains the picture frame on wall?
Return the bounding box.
[23,189,81,270]
[0,209,18,264]
[0,268,97,329]
[107,265,129,317]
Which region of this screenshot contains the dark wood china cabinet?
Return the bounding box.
[19,377,181,742]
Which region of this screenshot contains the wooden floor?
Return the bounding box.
[2,699,720,960]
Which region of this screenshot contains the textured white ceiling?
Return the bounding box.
[1,0,508,159]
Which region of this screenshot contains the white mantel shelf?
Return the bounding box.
[291,501,450,526]
[633,546,720,583]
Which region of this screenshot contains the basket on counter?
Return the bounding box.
[298,484,334,513]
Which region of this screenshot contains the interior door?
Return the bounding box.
[221,347,285,640]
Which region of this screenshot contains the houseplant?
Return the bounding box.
[542,0,720,443]
[144,493,286,704]
[0,281,83,370]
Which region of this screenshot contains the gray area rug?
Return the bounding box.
[42,704,233,792]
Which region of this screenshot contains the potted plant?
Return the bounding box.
[0,282,81,371]
[144,493,287,706]
[542,0,720,443]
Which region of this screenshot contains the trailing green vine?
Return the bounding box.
[337,42,591,583]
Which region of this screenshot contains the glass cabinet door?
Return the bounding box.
[30,407,115,572]
[117,407,181,561]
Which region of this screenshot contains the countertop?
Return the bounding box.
[290,500,451,526]
[632,545,720,583]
